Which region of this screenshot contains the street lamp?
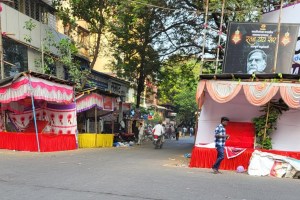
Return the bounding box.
[0,0,14,79]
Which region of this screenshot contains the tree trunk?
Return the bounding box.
[90,28,102,69]
[136,64,145,108]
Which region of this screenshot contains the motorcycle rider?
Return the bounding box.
[152,120,165,143]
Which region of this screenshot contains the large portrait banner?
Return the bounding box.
[223,22,299,74]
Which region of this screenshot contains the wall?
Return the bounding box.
[27,49,42,72]
[261,3,300,23]
[196,90,300,151]
[2,4,67,56]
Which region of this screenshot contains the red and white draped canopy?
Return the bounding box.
[0,72,74,104]
[196,80,300,109]
[76,93,115,113]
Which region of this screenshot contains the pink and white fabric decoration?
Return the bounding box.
[8,103,77,134]
[280,84,300,108]
[196,80,300,108]
[76,93,104,113]
[205,80,242,103]
[0,76,74,104]
[243,83,279,106]
[45,103,77,134]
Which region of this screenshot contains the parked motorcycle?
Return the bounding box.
[153,134,164,149]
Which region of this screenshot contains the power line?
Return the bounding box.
[126,0,192,12]
[126,0,260,14]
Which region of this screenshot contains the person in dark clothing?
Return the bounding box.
[175,126,179,141]
[132,120,139,142]
[212,117,230,174]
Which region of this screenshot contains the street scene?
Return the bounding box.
[1,138,300,200]
[1,0,300,200]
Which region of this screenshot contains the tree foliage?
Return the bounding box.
[253,99,289,149]
[158,57,199,124]
[52,0,296,103]
[23,19,90,90]
[54,0,112,69]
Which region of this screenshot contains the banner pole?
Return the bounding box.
[28,75,40,152]
[215,0,226,74]
[200,0,209,75]
[273,0,284,73]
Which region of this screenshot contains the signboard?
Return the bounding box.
[103,96,113,111]
[291,36,300,74]
[223,22,299,74]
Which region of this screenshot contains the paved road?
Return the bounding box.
[0,137,299,200]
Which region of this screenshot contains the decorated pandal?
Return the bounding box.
[76,92,117,148]
[190,74,300,176]
[0,72,77,152]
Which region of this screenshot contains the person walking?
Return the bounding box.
[137,122,144,145]
[182,126,187,137]
[189,127,194,137]
[212,117,230,174]
[175,126,179,141]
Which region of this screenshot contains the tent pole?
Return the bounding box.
[263,101,271,147]
[200,0,209,75]
[215,0,226,74]
[1,107,6,131]
[94,106,97,147]
[28,75,40,152]
[273,0,284,73]
[95,106,97,133]
[112,117,114,134]
[73,87,79,148]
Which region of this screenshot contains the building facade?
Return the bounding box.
[1,0,132,103]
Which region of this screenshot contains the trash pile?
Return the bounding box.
[184,153,191,158]
[113,141,135,147]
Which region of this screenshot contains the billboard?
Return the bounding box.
[291,36,300,74]
[223,22,299,74]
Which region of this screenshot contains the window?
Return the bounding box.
[6,0,55,24]
[13,0,19,10]
[35,3,40,21]
[3,38,28,78]
[25,0,30,16]
[30,0,35,19]
[77,27,90,49]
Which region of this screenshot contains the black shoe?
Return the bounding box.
[212,168,218,174]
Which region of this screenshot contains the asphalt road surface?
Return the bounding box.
[0,137,299,200]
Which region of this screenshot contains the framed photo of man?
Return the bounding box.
[223,22,300,74]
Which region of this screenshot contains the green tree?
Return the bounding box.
[54,0,112,68]
[158,57,199,124]
[23,19,90,90]
[108,0,205,108]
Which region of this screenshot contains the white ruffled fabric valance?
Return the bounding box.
[196,80,300,108]
[280,85,300,109]
[243,83,279,106]
[206,81,242,103]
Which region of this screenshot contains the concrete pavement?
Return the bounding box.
[0,137,299,200]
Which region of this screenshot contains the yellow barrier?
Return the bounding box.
[78,133,114,148]
[96,134,114,147]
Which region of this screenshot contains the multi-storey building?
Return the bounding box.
[1,0,132,102]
